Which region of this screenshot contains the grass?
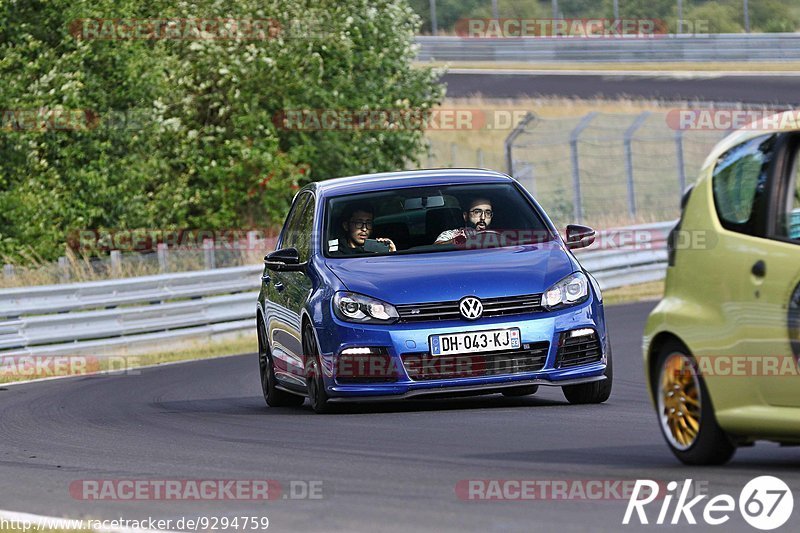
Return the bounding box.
[0,244,272,288]
[0,334,256,385]
[418,60,800,72]
[602,280,665,306]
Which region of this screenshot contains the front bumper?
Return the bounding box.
[327,375,607,402]
[316,298,608,399]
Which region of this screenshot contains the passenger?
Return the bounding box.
[336,203,396,254]
[434,198,493,244]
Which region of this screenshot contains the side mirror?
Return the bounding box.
[264,247,305,272]
[565,224,596,250]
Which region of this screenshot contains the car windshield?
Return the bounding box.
[324,182,554,257]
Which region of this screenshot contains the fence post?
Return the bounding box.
[624,111,651,219]
[504,112,536,177]
[203,238,216,270]
[675,130,686,195]
[246,230,261,265]
[569,112,598,223]
[3,264,14,280]
[110,250,121,276]
[58,256,69,283]
[157,243,169,273]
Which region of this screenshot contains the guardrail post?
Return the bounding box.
[504,112,536,177]
[624,112,651,219]
[58,256,69,283]
[110,250,121,276]
[157,243,169,273]
[675,130,686,195]
[569,112,598,223]
[203,239,216,270]
[3,264,14,279]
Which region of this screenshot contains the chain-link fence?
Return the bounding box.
[428,111,732,228]
[507,112,728,227]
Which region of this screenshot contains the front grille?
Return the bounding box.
[396,293,543,323]
[556,331,602,368]
[402,342,549,381]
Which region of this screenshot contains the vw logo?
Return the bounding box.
[459,297,483,320]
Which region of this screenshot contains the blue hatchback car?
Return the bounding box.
[257,169,612,412]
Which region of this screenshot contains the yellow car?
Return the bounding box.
[644,112,800,465]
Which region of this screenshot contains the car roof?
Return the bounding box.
[701,110,800,170]
[301,168,514,198]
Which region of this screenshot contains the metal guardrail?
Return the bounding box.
[0,222,674,356]
[504,112,724,226]
[415,33,800,63]
[575,221,673,291]
[0,265,261,357]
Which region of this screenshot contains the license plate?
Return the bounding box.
[429,328,521,356]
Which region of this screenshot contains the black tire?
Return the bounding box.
[652,341,735,465]
[258,320,304,408]
[303,324,333,414]
[562,344,613,404]
[502,385,539,397]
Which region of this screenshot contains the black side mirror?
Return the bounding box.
[264,247,305,272]
[565,224,596,250]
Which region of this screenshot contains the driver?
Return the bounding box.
[434,198,493,244]
[335,203,396,255]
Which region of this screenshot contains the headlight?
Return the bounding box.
[333,292,399,324]
[543,272,589,310]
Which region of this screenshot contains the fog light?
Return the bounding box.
[569,328,595,338]
[337,347,396,383]
[341,347,375,355]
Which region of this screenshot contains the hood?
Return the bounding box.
[324,242,578,305]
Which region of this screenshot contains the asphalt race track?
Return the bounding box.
[1,302,798,532]
[442,72,800,105]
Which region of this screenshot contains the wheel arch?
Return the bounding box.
[647,331,692,402]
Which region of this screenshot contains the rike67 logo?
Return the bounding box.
[623,476,794,530]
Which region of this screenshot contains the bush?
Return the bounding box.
[0,0,444,262]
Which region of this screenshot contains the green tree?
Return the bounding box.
[685,1,742,33]
[0,0,443,262]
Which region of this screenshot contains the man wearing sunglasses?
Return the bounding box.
[337,203,396,254]
[434,198,494,245]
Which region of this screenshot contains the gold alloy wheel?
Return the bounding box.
[657,352,702,451]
